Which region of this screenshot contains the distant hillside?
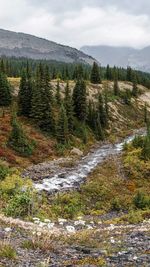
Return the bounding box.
[0,29,95,65]
[80,45,150,72]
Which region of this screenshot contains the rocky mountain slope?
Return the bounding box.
[0,29,95,64]
[81,45,150,72]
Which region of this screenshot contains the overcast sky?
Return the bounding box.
[0,0,150,49]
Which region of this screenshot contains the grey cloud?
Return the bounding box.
[0,0,150,49]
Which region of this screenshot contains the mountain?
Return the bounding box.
[81,45,150,72]
[0,29,95,65]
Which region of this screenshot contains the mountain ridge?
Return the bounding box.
[0,29,96,65]
[81,45,150,72]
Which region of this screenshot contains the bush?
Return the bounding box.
[132,135,144,149]
[0,242,17,259]
[0,164,10,181]
[5,190,33,217]
[133,191,150,209]
[8,116,36,156]
[0,173,32,195]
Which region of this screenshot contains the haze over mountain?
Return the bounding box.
[81,45,150,73]
[0,29,95,65]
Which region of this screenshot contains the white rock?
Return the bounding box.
[39,222,47,228]
[74,220,85,226]
[44,219,51,223]
[4,227,12,232]
[34,220,40,225]
[66,226,76,233]
[47,223,55,229]
[110,237,115,244]
[71,148,83,156]
[33,217,40,221]
[87,225,93,230]
[58,218,67,223]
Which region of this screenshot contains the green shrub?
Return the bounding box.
[132,135,144,149]
[0,242,17,259]
[8,116,36,156]
[5,190,33,217]
[133,191,150,209]
[0,164,10,181]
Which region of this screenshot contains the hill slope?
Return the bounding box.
[81,45,150,72]
[0,29,95,64]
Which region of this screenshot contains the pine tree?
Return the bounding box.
[132,72,138,97]
[98,93,107,127]
[126,66,133,82]
[55,80,61,105]
[96,113,105,141]
[0,73,12,107]
[106,64,112,80]
[113,72,120,96]
[144,102,148,124]
[90,62,101,84]
[31,64,55,134]
[18,64,33,117]
[64,81,74,132]
[123,89,131,105]
[73,79,87,122]
[8,115,35,156]
[57,104,68,144]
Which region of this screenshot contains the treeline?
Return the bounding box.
[0,60,149,156]
[0,57,150,88]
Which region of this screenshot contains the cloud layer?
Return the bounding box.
[0,0,150,48]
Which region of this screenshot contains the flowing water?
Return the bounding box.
[34,129,145,193]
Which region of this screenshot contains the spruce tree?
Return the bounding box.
[96,114,105,141]
[18,64,33,117]
[73,79,87,122]
[90,62,101,84]
[144,102,148,124]
[8,115,35,156]
[132,73,138,97]
[106,64,112,80]
[0,73,12,107]
[64,81,74,132]
[55,80,61,106]
[113,73,120,96]
[31,64,55,134]
[57,104,68,144]
[98,93,107,127]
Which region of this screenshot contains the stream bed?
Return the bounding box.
[23,129,145,193]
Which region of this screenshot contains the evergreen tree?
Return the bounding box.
[90,62,101,84]
[126,66,133,82]
[73,79,87,122]
[132,72,138,97]
[106,64,112,80]
[55,80,61,105]
[113,72,120,96]
[8,115,35,156]
[18,64,33,117]
[57,104,68,144]
[64,81,74,132]
[123,89,131,105]
[96,113,105,141]
[0,72,12,107]
[144,102,148,124]
[31,64,55,134]
[98,93,108,127]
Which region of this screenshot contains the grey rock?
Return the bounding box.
[0,28,96,65]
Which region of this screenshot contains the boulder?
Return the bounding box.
[70,147,83,156]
